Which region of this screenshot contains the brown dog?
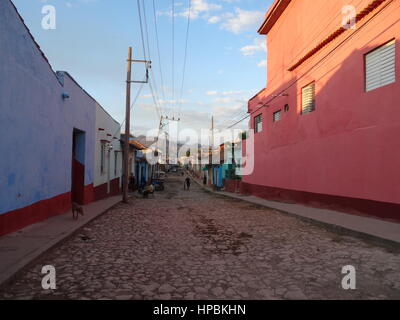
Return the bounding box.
[72,202,84,220]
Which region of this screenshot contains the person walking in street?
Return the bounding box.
[129,174,135,192]
[184,177,191,191]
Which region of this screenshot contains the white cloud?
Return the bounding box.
[220,8,264,34]
[160,2,265,36]
[240,37,266,56]
[222,90,244,95]
[208,16,221,24]
[206,90,245,97]
[166,0,222,19]
[214,96,247,104]
[215,97,236,103]
[189,0,222,18]
[257,59,267,67]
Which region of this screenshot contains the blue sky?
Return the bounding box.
[13,0,273,135]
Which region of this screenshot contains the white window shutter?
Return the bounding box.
[301,82,316,114]
[366,40,396,92]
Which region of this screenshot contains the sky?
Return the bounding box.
[12,0,273,137]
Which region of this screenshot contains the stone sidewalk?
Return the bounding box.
[0,195,121,288]
[188,173,400,245]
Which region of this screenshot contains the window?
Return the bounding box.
[365,40,395,92]
[100,141,106,174]
[254,114,263,133]
[273,110,282,122]
[301,82,316,114]
[114,151,118,177]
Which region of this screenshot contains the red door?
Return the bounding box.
[71,129,85,205]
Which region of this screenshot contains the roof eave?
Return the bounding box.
[258,0,291,35]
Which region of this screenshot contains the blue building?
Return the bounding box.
[0,0,120,236]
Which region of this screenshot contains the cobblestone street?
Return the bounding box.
[1,174,400,300]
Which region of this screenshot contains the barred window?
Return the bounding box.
[273,110,282,122]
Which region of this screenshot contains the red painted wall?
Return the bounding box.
[93,178,121,201]
[0,180,117,236]
[0,178,120,236]
[244,0,400,220]
[0,192,71,236]
[224,179,241,194]
[0,182,97,237]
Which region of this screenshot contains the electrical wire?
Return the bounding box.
[111,79,146,139]
[226,0,395,129]
[152,0,166,102]
[171,0,175,114]
[251,0,365,100]
[137,0,163,120]
[177,0,192,120]
[141,0,162,117]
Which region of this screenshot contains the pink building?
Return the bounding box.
[243,0,399,221]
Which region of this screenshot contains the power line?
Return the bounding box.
[177,0,192,120]
[152,0,166,102]
[111,79,146,139]
[148,76,162,120]
[253,0,365,100]
[137,0,147,59]
[141,0,164,118]
[141,0,152,63]
[137,0,163,120]
[171,0,175,114]
[219,111,249,128]
[285,0,365,68]
[226,0,395,129]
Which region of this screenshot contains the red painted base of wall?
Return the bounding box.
[84,184,94,205]
[93,178,121,201]
[0,183,99,237]
[240,183,400,223]
[0,192,71,237]
[224,179,241,193]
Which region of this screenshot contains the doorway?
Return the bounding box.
[71,129,86,205]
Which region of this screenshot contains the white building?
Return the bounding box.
[93,104,122,200]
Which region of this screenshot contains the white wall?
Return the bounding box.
[94,104,122,189]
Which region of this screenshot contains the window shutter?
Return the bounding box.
[366,40,396,92]
[301,82,315,114]
[273,110,282,122]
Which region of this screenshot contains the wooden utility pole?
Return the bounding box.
[122,47,151,203]
[123,47,133,203]
[166,132,170,166]
[209,116,214,186]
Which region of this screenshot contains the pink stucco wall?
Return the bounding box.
[244,0,400,218]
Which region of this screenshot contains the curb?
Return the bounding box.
[188,172,400,249]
